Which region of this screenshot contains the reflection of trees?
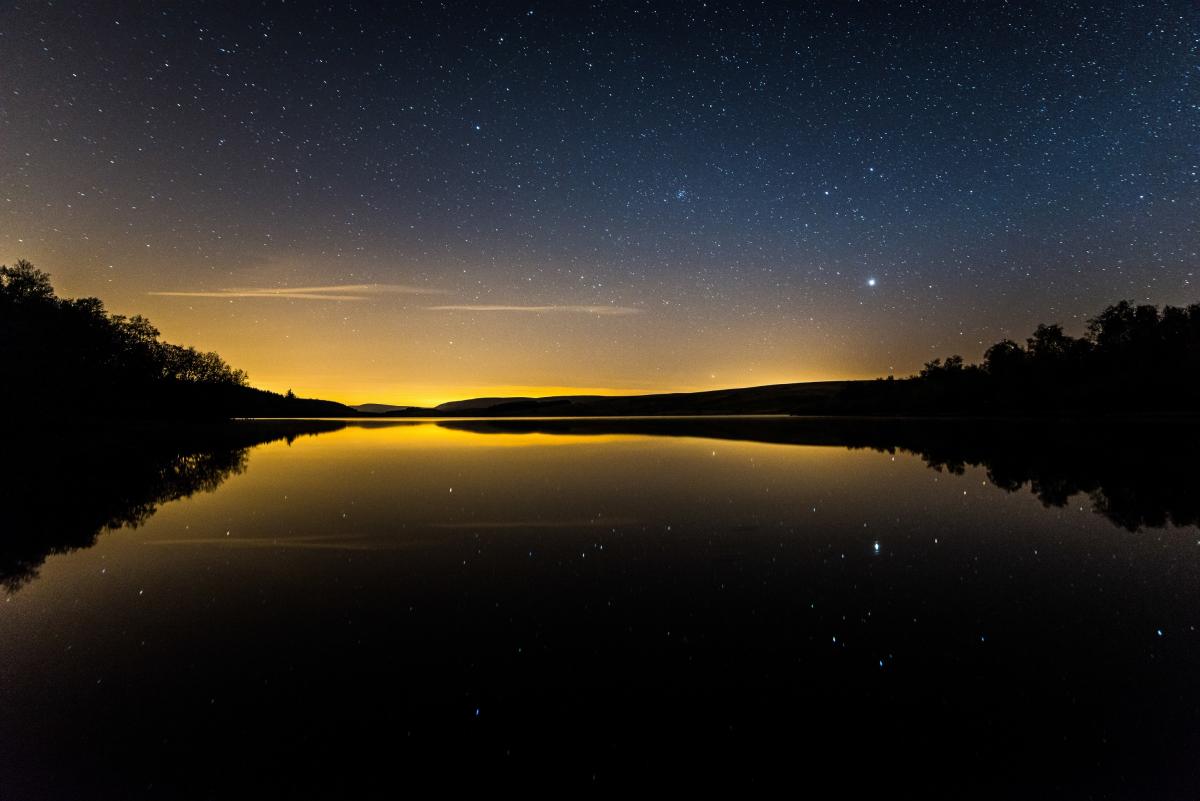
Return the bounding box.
[439,418,1200,532]
[5,417,1193,593]
[0,420,345,591]
[898,425,1200,531]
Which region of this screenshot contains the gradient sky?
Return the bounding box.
[1,1,1196,405]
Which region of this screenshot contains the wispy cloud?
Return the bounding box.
[432,518,640,529]
[428,304,642,316]
[145,536,428,551]
[149,284,444,301]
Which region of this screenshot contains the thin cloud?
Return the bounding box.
[149,284,444,301]
[428,304,642,316]
[432,517,640,528]
[145,536,428,551]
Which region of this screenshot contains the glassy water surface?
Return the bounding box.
[2,418,1198,797]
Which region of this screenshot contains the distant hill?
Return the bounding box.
[434,395,603,412]
[352,403,410,414]
[388,297,1200,419]
[384,382,856,417]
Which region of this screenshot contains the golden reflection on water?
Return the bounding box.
[307,420,648,449]
[204,420,969,554]
[3,419,1199,796]
[5,418,1175,610]
[3,421,940,652]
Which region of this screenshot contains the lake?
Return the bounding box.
[2,417,1198,797]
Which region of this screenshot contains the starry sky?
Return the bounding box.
[1,1,1196,405]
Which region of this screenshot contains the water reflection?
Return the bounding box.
[441,417,1200,531]
[0,420,343,590]
[3,417,1194,592]
[2,417,1198,796]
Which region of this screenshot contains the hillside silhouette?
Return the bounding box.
[0,260,356,418]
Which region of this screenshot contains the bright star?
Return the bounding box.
[867,278,877,287]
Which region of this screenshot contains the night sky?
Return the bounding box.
[2,1,1196,404]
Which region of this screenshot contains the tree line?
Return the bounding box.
[0,260,353,417]
[904,300,1200,413]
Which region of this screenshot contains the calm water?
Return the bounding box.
[2,418,1199,797]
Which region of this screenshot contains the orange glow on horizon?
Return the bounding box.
[7,250,922,407]
[251,375,870,408]
[257,383,658,408]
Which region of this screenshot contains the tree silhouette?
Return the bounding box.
[0,260,353,418]
[893,299,1200,415]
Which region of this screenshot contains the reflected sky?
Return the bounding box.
[1,420,1198,796]
[6,419,1116,563]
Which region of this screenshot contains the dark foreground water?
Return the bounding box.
[2,417,1198,798]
